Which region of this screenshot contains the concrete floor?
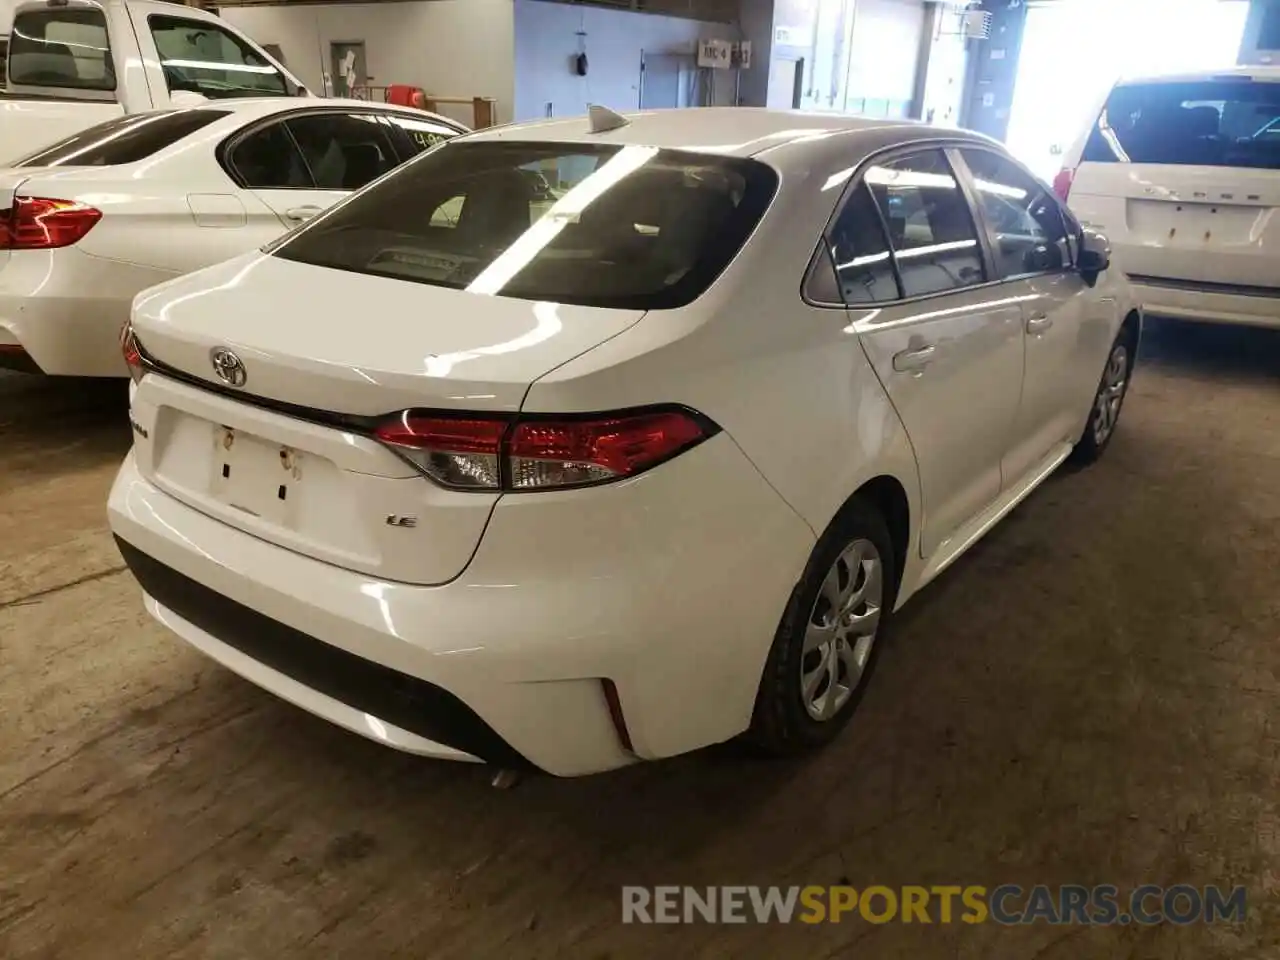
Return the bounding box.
[1,319,1279,959]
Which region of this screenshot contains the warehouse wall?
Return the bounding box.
[512,0,740,121]
[217,0,516,125]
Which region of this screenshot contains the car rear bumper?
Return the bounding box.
[0,248,176,376]
[107,432,815,776]
[1129,276,1280,329]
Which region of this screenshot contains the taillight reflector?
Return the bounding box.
[120,320,144,383]
[1052,167,1075,203]
[373,407,715,492]
[0,196,102,250]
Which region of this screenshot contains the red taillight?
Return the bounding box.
[508,411,707,489]
[374,414,507,489]
[373,408,714,491]
[1052,167,1075,203]
[120,320,144,383]
[0,196,102,250]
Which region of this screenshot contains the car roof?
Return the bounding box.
[181,97,466,129]
[462,107,1001,172]
[1116,63,1280,85]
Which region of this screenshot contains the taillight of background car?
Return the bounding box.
[0,196,102,250]
[1052,167,1075,203]
[374,408,717,492]
[119,320,145,383]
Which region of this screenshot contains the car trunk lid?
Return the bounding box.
[128,253,646,585]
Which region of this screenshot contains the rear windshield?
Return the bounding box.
[1083,79,1280,169]
[273,142,778,310]
[8,7,114,91]
[14,110,229,167]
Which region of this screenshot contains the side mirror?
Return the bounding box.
[1078,229,1111,285]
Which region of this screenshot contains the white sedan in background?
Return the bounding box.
[110,107,1139,777]
[0,99,466,376]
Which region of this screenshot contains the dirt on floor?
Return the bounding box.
[1,318,1279,959]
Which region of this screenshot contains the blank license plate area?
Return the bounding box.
[210,424,303,526]
[1126,200,1259,245]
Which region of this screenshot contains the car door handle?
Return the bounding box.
[284,205,324,223]
[892,343,936,373]
[1026,313,1053,334]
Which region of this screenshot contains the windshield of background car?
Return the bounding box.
[14,109,229,167]
[272,142,779,309]
[1083,79,1280,169]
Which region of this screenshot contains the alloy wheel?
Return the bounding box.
[1092,343,1129,447]
[801,538,884,722]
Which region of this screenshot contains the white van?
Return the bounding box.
[1054,66,1280,329]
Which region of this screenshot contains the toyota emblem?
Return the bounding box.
[210,347,247,388]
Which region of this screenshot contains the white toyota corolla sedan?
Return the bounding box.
[0,99,466,376]
[108,107,1140,777]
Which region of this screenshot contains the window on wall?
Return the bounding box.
[148,15,288,98]
[1258,4,1280,49]
[863,150,986,298]
[958,149,1069,279]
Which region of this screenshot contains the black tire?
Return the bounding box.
[1071,328,1136,466]
[747,497,898,756]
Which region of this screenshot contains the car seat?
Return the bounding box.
[454,169,534,249]
[340,142,386,189]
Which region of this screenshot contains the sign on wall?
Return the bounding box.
[774,25,808,47]
[329,41,367,98]
[697,38,733,69]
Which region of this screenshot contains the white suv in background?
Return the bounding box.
[1054,65,1280,329]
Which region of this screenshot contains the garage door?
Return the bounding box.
[844,0,926,118]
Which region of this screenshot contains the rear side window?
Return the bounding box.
[863,150,986,298]
[228,121,311,188]
[284,113,398,189]
[273,142,778,310]
[8,7,114,91]
[149,15,287,99]
[14,109,229,167]
[0,37,8,87]
[1083,79,1280,169]
[824,183,900,304]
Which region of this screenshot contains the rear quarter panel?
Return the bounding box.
[522,147,925,606]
